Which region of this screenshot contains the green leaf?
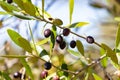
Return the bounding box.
[85,73,89,80]
[36,38,49,45]
[0,1,20,12]
[13,0,37,16]
[7,29,22,46]
[39,49,48,57]
[92,73,102,80]
[7,29,32,53]
[0,11,8,15]
[116,23,120,48]
[76,40,84,56]
[61,63,68,77]
[1,55,28,58]
[100,48,107,68]
[53,18,63,26]
[50,32,55,54]
[69,0,74,24]
[52,25,57,38]
[69,22,89,28]
[101,43,118,64]
[0,71,11,80]
[20,58,34,80]
[12,13,34,20]
[42,0,44,17]
[115,17,120,22]
[67,49,80,57]
[18,37,32,53]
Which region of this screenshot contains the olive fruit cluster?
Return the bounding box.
[44,28,77,49]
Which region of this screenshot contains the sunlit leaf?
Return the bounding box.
[0,11,8,15]
[85,73,89,80]
[115,23,120,48]
[69,22,89,28]
[39,49,48,57]
[67,49,80,57]
[101,43,118,64]
[42,0,44,17]
[53,18,63,26]
[18,37,32,53]
[69,0,74,24]
[100,48,107,68]
[0,1,20,12]
[20,58,34,80]
[92,73,102,80]
[14,0,37,16]
[7,29,22,46]
[1,55,28,58]
[0,71,11,80]
[37,8,51,18]
[36,38,49,45]
[76,40,84,56]
[115,17,120,22]
[12,13,34,20]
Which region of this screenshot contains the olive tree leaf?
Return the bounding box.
[0,71,11,80]
[69,0,74,24]
[13,0,37,16]
[100,48,107,68]
[7,29,22,46]
[50,32,55,54]
[115,23,120,48]
[0,11,8,15]
[18,37,32,53]
[67,49,81,57]
[1,55,28,58]
[7,29,32,53]
[101,43,118,64]
[39,49,48,57]
[53,19,63,26]
[0,1,20,12]
[69,22,89,28]
[12,13,34,20]
[36,38,49,45]
[92,73,102,80]
[76,40,84,56]
[20,58,34,80]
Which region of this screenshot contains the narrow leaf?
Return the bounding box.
[13,13,34,20]
[69,22,89,28]
[69,0,74,24]
[100,48,107,68]
[36,38,49,45]
[67,49,80,57]
[1,55,28,58]
[14,0,37,16]
[18,37,32,53]
[0,1,20,12]
[0,71,11,80]
[116,23,120,48]
[20,58,34,80]
[39,49,48,57]
[53,19,63,26]
[0,11,8,15]
[76,40,84,56]
[50,32,55,54]
[42,0,44,17]
[92,73,102,80]
[7,29,22,46]
[101,43,118,64]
